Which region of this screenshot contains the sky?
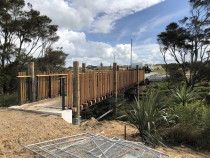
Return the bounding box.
[25,0,191,67]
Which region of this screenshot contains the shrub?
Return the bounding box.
[163,126,197,145]
[174,100,207,128]
[195,85,210,105]
[163,63,185,84]
[0,92,18,107]
[197,109,210,149]
[120,89,176,146]
[164,104,209,148]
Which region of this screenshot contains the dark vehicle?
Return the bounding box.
[144,66,151,73]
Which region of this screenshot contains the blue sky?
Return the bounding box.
[27,0,191,66]
[86,0,190,45]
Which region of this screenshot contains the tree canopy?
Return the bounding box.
[0,0,67,93]
[35,47,68,72]
[157,0,209,88]
[0,0,59,69]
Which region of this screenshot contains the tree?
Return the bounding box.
[100,62,103,68]
[35,47,68,72]
[157,0,209,88]
[0,0,60,93]
[0,0,59,69]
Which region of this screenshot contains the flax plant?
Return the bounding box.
[123,89,176,146]
[172,84,196,106]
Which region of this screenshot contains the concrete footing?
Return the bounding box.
[62,110,72,123]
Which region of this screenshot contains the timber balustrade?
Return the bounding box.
[17,65,145,110]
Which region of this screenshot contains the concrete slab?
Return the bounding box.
[9,97,65,116]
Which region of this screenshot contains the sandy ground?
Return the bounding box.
[0,108,209,158]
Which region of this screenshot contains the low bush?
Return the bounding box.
[0,92,18,107]
[174,100,207,129]
[163,126,197,145]
[197,109,210,150]
[195,85,210,105]
[163,99,210,149]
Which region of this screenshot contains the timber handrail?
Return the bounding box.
[36,74,68,77]
[17,76,32,78]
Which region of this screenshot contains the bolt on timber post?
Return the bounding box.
[62,77,65,110]
[113,62,117,117]
[73,61,80,125]
[28,62,35,102]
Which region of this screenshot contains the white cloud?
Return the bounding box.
[23,0,172,66]
[135,9,188,39]
[133,43,175,64]
[54,29,138,66]
[26,0,164,33]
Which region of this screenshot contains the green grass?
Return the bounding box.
[153,69,165,73]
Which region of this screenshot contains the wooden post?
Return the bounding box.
[82,63,86,73]
[136,65,139,101]
[73,61,80,124]
[28,62,35,102]
[113,63,117,100]
[113,63,117,116]
[117,65,120,71]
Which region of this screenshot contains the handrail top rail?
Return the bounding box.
[17,76,32,78]
[36,74,68,77]
[17,69,144,78]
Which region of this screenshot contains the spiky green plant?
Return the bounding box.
[172,84,196,106]
[122,89,176,146]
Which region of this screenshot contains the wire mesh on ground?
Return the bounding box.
[22,133,170,158]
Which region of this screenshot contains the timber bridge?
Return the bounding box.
[14,61,145,124]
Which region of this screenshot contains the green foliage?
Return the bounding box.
[174,100,207,128]
[164,100,209,148]
[144,82,210,148]
[0,54,31,93]
[163,126,197,145]
[100,62,103,68]
[35,47,68,72]
[197,61,210,85]
[197,110,210,149]
[0,0,59,63]
[162,64,185,84]
[120,89,176,146]
[157,0,209,89]
[172,84,196,106]
[194,85,210,105]
[0,0,62,93]
[153,68,165,73]
[0,92,18,107]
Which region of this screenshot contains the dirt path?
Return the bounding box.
[0,109,209,158]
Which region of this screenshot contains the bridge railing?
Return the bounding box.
[17,64,145,110]
[17,72,31,105]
